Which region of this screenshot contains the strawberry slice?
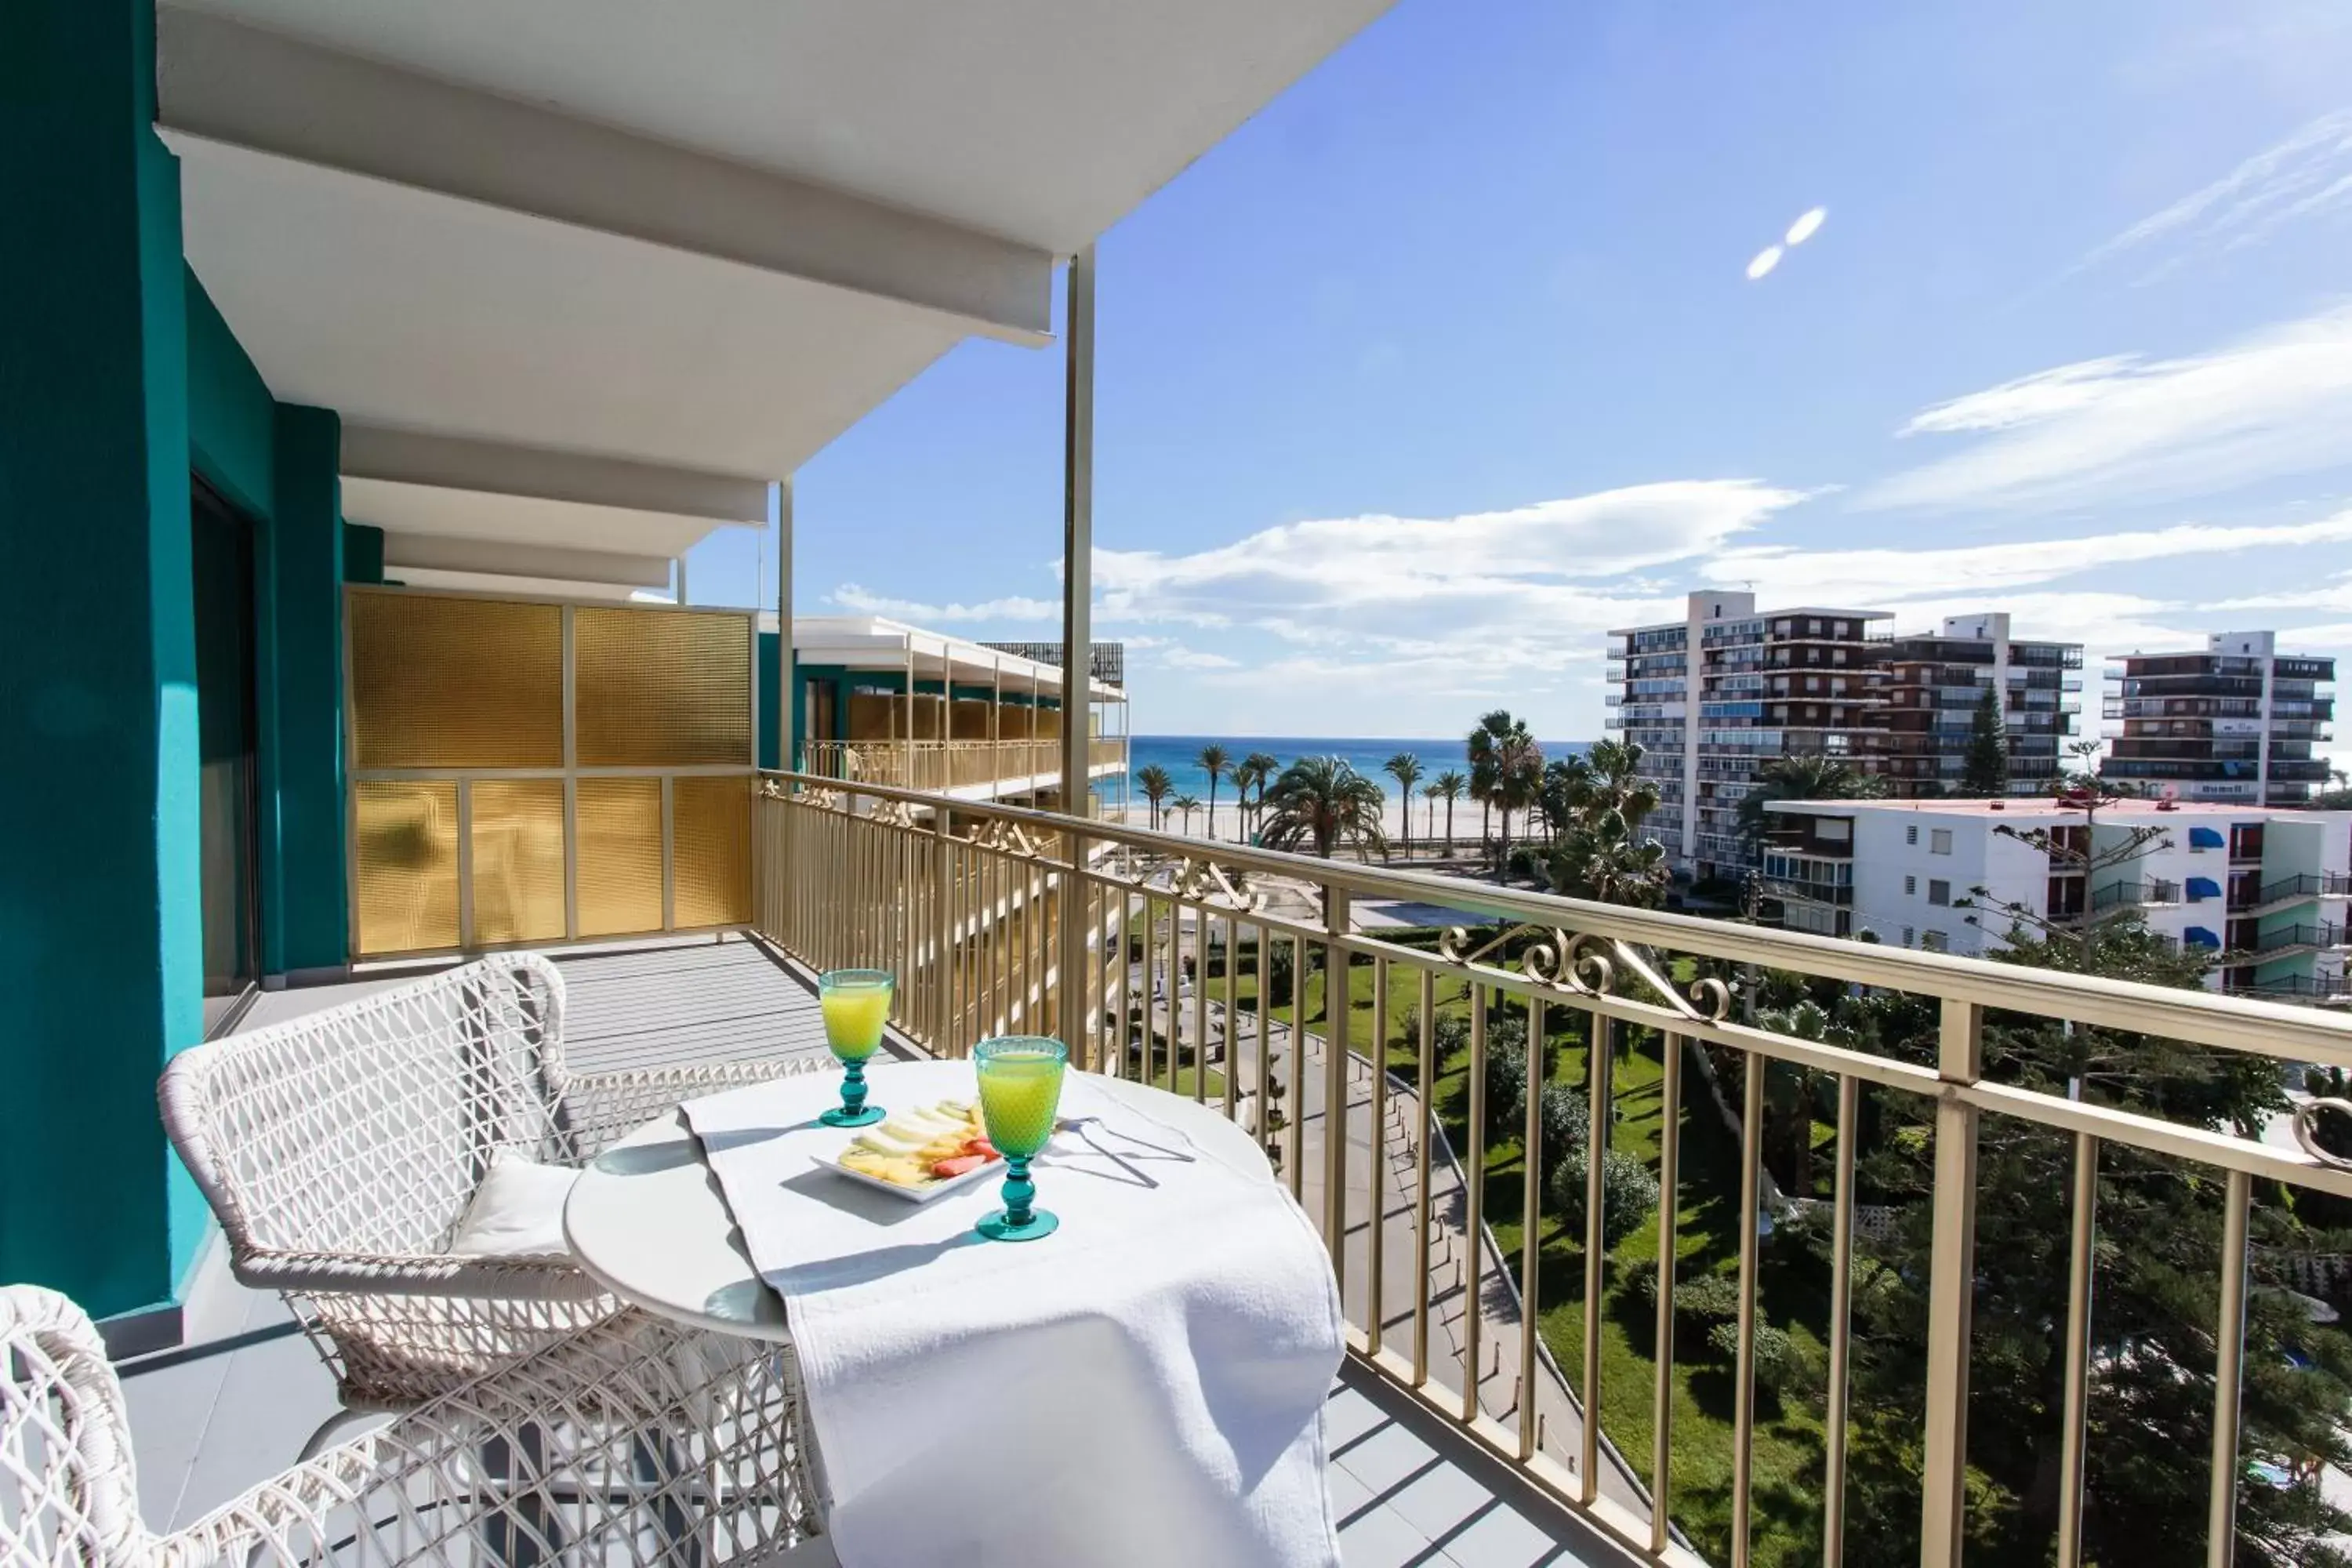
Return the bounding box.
[963,1138,1000,1160]
[931,1154,988,1179]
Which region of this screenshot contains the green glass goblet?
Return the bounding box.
[817,970,893,1127]
[973,1037,1069,1242]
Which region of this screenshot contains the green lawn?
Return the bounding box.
[1220,933,1835,1566]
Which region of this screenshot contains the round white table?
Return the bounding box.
[563,1059,1270,1341]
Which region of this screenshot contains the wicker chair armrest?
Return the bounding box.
[157,1434,408,1567]
[158,1310,825,1568]
[562,1058,827,1156]
[230,1245,609,1303]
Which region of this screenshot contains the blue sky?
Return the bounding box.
[686,0,2352,759]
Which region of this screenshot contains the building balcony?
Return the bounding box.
[105,760,2352,1568]
[2088,877,2183,912]
[803,736,1127,798]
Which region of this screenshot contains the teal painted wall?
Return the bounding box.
[1,0,204,1316]
[759,629,791,770]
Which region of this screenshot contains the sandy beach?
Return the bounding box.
[1105,797,1477,853]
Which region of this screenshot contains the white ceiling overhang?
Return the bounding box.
[157,0,1393,593]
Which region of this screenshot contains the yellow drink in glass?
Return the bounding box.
[817,970,893,1127]
[820,984,891,1062]
[974,1037,1068,1242]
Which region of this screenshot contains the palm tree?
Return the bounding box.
[1735,753,1887,856]
[1544,740,1668,906]
[1549,812,1671,907]
[1382,753,1424,859]
[1469,711,1541,884]
[1196,744,1230,841]
[1171,793,1202,834]
[1241,751,1279,838]
[1466,713,1504,854]
[1258,757,1388,860]
[1421,780,1443,846]
[1134,763,1174,831]
[1431,770,1466,855]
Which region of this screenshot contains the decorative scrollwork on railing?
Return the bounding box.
[869,799,919,829]
[967,818,1046,857]
[1432,921,1733,1025]
[1170,856,1268,914]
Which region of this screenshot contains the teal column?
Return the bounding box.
[271,406,347,975]
[0,0,203,1315]
[343,521,384,585]
[760,629,784,770]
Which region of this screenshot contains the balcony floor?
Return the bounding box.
[126,938,1633,1566]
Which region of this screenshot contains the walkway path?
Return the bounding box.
[1133,971,1656,1523]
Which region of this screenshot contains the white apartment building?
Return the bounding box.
[1880,612,2084,797]
[1762,797,2352,1003]
[2105,630,2336,804]
[1606,591,1889,878]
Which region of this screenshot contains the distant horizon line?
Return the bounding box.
[1127,732,1595,744]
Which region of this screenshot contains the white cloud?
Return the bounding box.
[2201,568,2352,613]
[1784,207,1827,246]
[1707,512,2352,604]
[1745,245,1783,281]
[1160,644,1240,670]
[1896,356,2144,435]
[2279,621,2352,646]
[1864,302,2352,511]
[2080,107,2352,272]
[1094,481,1802,624]
[830,583,1059,622]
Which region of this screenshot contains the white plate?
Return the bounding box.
[814,1149,1004,1204]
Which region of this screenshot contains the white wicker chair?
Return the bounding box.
[158,953,822,1443]
[0,1285,829,1566]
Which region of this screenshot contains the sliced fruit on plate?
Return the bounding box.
[963,1137,999,1159]
[931,1153,989,1178]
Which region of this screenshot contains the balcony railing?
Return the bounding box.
[2088,877,2181,912]
[800,737,1125,793]
[748,768,2352,1568]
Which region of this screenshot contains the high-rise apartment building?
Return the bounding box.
[1879,612,2084,797]
[2103,631,2336,805]
[1606,592,1890,879]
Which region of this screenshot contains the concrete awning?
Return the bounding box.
[156,0,1392,592]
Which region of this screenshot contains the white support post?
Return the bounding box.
[673,555,688,606]
[1059,247,1095,1054]
[773,478,793,771]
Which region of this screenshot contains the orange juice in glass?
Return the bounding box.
[818,970,892,1127]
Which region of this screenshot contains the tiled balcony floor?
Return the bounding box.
[123,938,1634,1566]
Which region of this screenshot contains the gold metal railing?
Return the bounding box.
[800,738,1127,793]
[748,768,2352,1568]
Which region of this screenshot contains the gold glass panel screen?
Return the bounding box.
[469,780,567,945]
[353,781,459,956]
[673,775,752,928]
[574,608,751,766]
[575,778,664,938]
[347,593,563,768]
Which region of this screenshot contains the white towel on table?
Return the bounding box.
[683,1063,1345,1568]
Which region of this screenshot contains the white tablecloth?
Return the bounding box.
[683,1062,1345,1568]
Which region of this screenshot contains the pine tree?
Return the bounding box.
[1958,684,2009,796]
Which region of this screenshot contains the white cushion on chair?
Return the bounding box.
[448,1150,578,1258]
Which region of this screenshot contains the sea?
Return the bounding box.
[1120,735,1591,803]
